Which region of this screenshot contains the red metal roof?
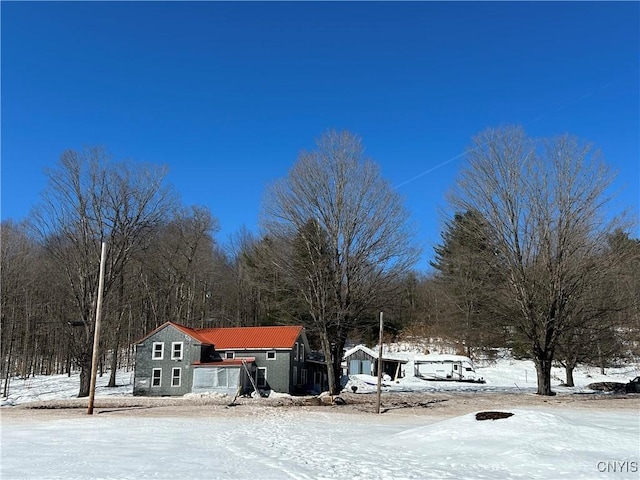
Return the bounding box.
[161,322,303,350]
[197,325,303,350]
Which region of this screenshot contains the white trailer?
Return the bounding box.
[414,354,484,383]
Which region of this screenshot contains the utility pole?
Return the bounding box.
[88,242,107,415]
[376,311,383,414]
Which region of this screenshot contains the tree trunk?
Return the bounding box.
[331,338,345,394]
[109,276,125,387]
[78,362,91,397]
[565,364,575,387]
[108,347,119,387]
[20,313,31,379]
[534,355,555,396]
[77,343,93,397]
[2,314,17,397]
[320,331,337,395]
[108,318,122,387]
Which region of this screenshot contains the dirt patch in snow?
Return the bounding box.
[475,411,515,421]
[1,390,638,422]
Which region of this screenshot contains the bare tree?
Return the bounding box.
[227,228,279,327]
[1,220,80,392]
[260,130,419,394]
[1,221,37,393]
[135,205,221,329]
[30,147,177,397]
[555,274,622,386]
[449,126,625,395]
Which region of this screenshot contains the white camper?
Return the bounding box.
[414,354,484,383]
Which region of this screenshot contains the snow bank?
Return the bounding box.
[383,408,639,479]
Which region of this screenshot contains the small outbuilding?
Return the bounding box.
[343,344,407,381]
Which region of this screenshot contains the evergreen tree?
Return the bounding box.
[430,210,504,355]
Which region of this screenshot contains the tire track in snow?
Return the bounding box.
[217,408,438,479]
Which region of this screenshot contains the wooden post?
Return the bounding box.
[88,242,107,415]
[376,311,383,414]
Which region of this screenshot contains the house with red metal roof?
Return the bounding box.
[133,321,318,396]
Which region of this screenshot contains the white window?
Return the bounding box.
[266,351,276,360]
[225,351,235,359]
[294,342,299,361]
[171,367,181,387]
[301,368,307,385]
[256,367,267,388]
[152,342,164,360]
[171,342,183,360]
[300,343,305,362]
[152,368,162,387]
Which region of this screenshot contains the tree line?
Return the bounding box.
[1,128,638,397]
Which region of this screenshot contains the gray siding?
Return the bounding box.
[222,333,310,394]
[224,349,291,393]
[133,325,201,396]
[134,326,313,396]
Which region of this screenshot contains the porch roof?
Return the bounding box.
[193,357,256,367]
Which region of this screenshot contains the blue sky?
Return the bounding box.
[2,1,638,270]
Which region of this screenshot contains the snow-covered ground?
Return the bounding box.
[1,358,639,480]
[0,370,134,407]
[2,405,638,479]
[345,355,639,395]
[2,356,638,406]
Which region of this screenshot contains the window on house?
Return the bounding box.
[152,342,164,360]
[225,351,235,359]
[152,368,162,387]
[300,344,305,362]
[294,342,299,361]
[301,369,307,385]
[314,372,322,385]
[171,342,183,360]
[256,367,267,388]
[293,366,298,385]
[171,367,181,387]
[266,351,276,360]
